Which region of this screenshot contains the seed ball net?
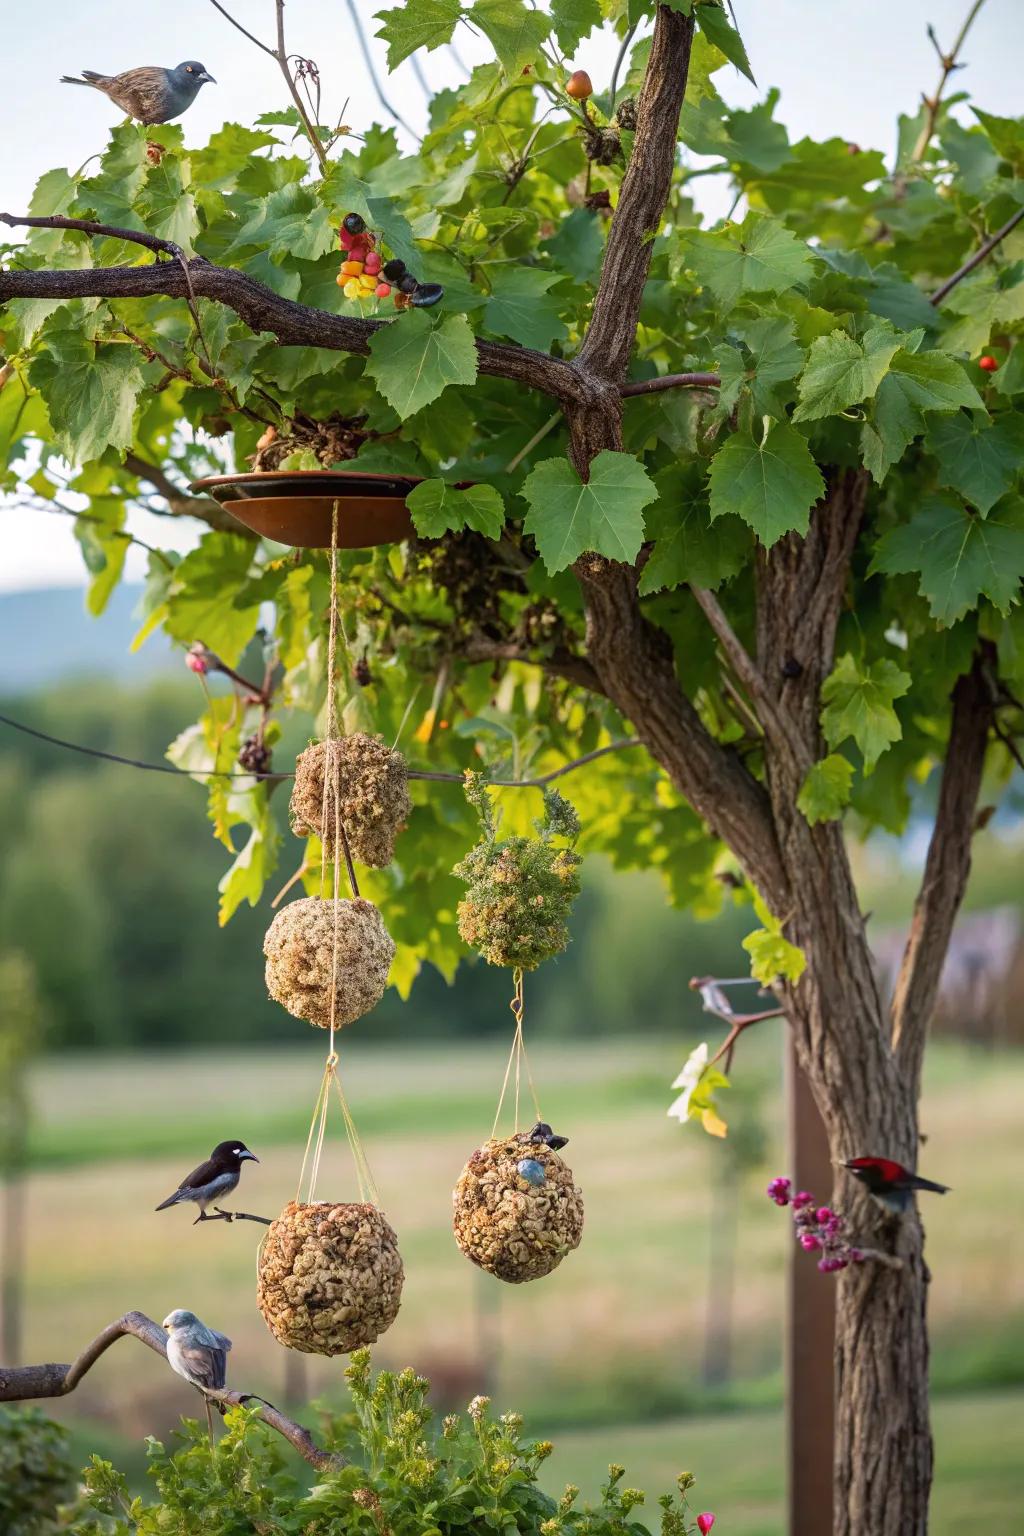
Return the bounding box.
[257,1200,404,1354]
[264,896,395,1028]
[453,1132,584,1283]
[290,735,412,868]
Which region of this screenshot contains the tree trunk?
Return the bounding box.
[834,1219,932,1535]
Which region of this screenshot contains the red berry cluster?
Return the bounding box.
[337,212,443,311]
[767,1177,865,1274]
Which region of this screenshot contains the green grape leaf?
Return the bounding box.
[550,0,603,52]
[467,0,550,75]
[407,479,506,540]
[639,468,749,593]
[797,754,854,825]
[161,535,262,665]
[366,311,479,420]
[926,411,1024,515]
[484,268,569,351]
[522,451,658,573]
[792,324,903,422]
[217,793,280,926]
[707,421,825,547]
[820,652,911,772]
[686,212,813,309]
[695,0,755,84]
[232,183,336,260]
[28,331,143,465]
[871,492,1024,625]
[374,0,463,68]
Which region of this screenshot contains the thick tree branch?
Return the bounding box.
[0,1310,341,1471]
[890,650,994,1094]
[575,5,694,386]
[621,371,720,397]
[0,240,587,408]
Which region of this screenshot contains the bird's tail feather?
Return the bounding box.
[154,1191,182,1211]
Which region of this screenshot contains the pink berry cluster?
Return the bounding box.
[766,1177,864,1274]
[185,642,218,676]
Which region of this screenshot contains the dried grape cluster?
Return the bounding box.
[453,1130,584,1283]
[257,1200,404,1354]
[290,735,412,868]
[264,896,395,1029]
[453,774,582,970]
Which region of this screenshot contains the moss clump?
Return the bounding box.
[290,735,412,868]
[452,1133,584,1283]
[256,1200,403,1354]
[264,896,394,1029]
[452,774,582,970]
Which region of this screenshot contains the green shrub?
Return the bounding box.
[0,1407,76,1536]
[64,1351,709,1534]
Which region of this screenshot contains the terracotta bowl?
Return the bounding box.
[189,471,420,549]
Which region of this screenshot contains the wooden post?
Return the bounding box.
[785,1036,835,1536]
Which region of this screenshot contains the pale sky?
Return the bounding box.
[2,0,1022,593]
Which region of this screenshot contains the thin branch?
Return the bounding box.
[608,21,639,115]
[121,453,255,537]
[621,371,721,397]
[205,0,276,58]
[1,211,183,260]
[0,708,643,789]
[0,1311,342,1471]
[690,975,785,1071]
[891,650,995,1096]
[344,0,420,142]
[909,0,990,163]
[930,206,1024,306]
[460,635,605,694]
[274,2,330,173]
[210,1208,273,1225]
[16,496,175,569]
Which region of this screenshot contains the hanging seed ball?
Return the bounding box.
[290,735,412,868]
[264,896,395,1029]
[452,1134,584,1283]
[257,1200,404,1354]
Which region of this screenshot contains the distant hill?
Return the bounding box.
[0,585,176,692]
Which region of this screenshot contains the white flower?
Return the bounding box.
[668,1042,709,1121]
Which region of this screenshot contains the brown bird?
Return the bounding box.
[59,61,216,125]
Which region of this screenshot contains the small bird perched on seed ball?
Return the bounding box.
[842,1156,950,1214]
[59,61,216,124]
[155,1139,259,1223]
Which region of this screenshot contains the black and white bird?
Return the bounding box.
[155,1140,259,1223]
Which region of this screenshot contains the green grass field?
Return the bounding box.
[13,1035,1024,1530]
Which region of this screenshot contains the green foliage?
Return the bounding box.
[0,1407,75,1536]
[2,0,1023,976]
[63,1352,711,1535]
[453,774,583,970]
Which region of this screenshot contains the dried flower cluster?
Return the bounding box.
[453,1133,584,1283]
[290,735,412,868]
[453,774,582,970]
[256,1200,404,1354]
[264,896,395,1028]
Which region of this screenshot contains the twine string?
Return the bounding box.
[297,500,378,1209]
[491,968,542,1137]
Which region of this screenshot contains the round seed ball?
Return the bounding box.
[257,1200,404,1355]
[452,1134,584,1283]
[264,896,395,1029]
[290,735,412,868]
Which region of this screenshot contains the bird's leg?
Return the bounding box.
[202,1390,215,1445]
[193,1209,232,1224]
[212,1208,235,1222]
[215,1208,273,1225]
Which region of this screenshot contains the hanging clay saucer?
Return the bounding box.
[188,470,420,548]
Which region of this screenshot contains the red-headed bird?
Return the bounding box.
[843,1156,950,1213]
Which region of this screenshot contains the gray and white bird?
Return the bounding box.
[155,1139,259,1223]
[59,61,216,124]
[162,1309,232,1392]
[162,1309,232,1439]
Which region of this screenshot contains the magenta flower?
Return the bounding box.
[766,1177,791,1206]
[792,1190,814,1208]
[800,1233,821,1251]
[696,1514,715,1534]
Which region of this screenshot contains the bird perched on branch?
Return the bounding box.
[155,1140,259,1223]
[59,61,216,124]
[843,1156,950,1214]
[162,1309,231,1439]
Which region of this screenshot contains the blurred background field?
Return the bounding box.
[2,592,1024,1533]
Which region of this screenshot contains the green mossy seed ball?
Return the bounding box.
[452,773,582,970]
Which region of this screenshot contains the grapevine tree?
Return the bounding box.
[2,3,1023,1532]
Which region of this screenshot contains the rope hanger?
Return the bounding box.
[294,500,379,1210]
[490,966,542,1138]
